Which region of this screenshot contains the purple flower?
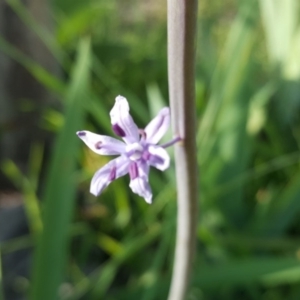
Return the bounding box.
[77,95,174,204]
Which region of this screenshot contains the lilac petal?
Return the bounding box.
[129,177,152,204]
[144,107,170,144]
[137,161,150,178]
[129,161,149,180]
[129,161,152,203]
[147,145,170,171]
[76,131,126,155]
[129,162,139,179]
[112,124,126,137]
[90,156,130,196]
[110,96,139,144]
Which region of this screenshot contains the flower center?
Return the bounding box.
[126,143,144,161]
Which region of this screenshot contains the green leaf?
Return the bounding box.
[192,257,300,288]
[30,37,91,300]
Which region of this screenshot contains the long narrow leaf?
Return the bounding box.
[30,37,91,300]
[192,257,300,288]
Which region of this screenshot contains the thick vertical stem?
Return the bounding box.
[167,1,198,300]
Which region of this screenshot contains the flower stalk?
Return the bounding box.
[167,0,199,300]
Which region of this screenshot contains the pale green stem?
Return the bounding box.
[167,1,198,300]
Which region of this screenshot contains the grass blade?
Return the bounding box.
[30,37,91,300]
[192,257,300,288]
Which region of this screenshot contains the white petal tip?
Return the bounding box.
[115,95,126,101]
[161,107,170,115]
[90,185,99,196]
[76,131,86,138]
[90,185,104,197]
[90,191,98,197]
[145,197,152,204]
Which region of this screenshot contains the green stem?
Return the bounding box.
[167,1,198,300]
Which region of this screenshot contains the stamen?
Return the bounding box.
[126,143,143,161]
[112,124,126,137]
[129,163,138,180]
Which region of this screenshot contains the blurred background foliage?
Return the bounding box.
[1,0,300,299]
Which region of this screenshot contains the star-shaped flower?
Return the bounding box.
[77,95,178,204]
